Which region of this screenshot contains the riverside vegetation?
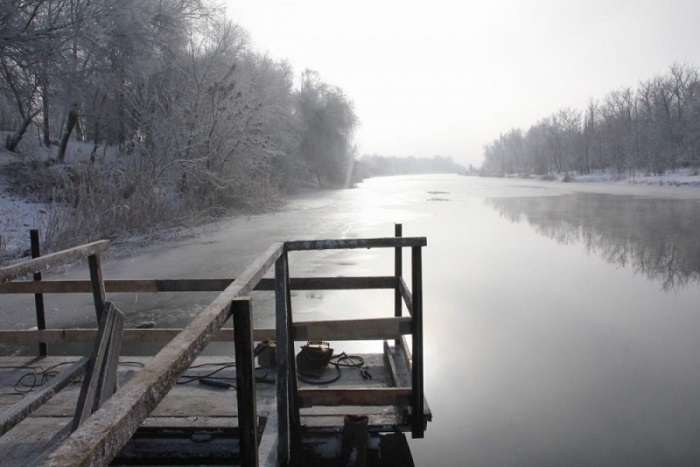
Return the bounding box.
[0,1,361,256]
[0,1,469,260]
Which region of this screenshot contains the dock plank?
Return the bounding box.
[0,349,417,464]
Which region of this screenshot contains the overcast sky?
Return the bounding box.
[226,0,700,167]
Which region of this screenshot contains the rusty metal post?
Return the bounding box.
[232,298,258,467]
[30,230,47,356]
[411,246,424,438]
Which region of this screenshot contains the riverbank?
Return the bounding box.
[491,168,700,187]
[0,147,283,266]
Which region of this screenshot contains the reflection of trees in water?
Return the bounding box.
[486,194,700,291]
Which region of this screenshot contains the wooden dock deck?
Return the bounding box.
[0,225,431,466]
[0,347,425,465]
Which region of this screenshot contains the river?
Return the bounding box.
[4,174,700,465]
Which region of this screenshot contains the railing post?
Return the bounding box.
[411,246,424,438]
[232,298,258,467]
[394,224,403,347]
[30,230,47,356]
[284,252,301,461]
[88,254,106,321]
[275,253,291,466]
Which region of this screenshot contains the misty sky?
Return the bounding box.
[227,0,700,167]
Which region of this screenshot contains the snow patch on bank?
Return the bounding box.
[0,151,51,261]
[571,169,700,187]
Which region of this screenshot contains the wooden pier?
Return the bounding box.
[0,226,431,466]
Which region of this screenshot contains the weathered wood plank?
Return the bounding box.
[72,302,118,430]
[383,341,400,388]
[0,358,88,437]
[394,223,403,347]
[232,298,258,467]
[292,316,412,341]
[258,409,278,467]
[0,240,109,284]
[400,335,412,372]
[275,253,291,466]
[30,229,48,356]
[96,307,124,407]
[285,237,426,251]
[0,276,396,294]
[291,276,395,291]
[43,242,284,467]
[298,388,412,407]
[411,246,424,438]
[398,277,413,317]
[87,254,106,321]
[0,317,412,344]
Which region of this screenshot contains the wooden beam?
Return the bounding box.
[258,409,278,467]
[0,276,396,294]
[88,254,106,321]
[411,246,424,438]
[232,298,258,467]
[0,240,109,284]
[43,242,284,467]
[394,223,403,347]
[398,278,413,317]
[290,276,395,290]
[383,341,400,388]
[291,317,412,342]
[285,237,426,251]
[72,302,119,430]
[275,253,291,466]
[96,308,124,407]
[0,317,413,344]
[298,388,412,407]
[400,335,412,372]
[0,357,88,437]
[30,229,47,356]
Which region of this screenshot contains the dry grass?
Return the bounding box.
[0,156,281,255]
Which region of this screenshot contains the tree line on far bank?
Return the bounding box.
[0,0,357,250]
[354,154,467,179]
[481,63,700,178]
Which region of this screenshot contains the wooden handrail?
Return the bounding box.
[285,236,426,251]
[0,240,109,283]
[43,242,284,467]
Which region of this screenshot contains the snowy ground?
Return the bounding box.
[569,168,700,186]
[0,150,51,261]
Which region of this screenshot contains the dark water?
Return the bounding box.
[4,175,700,465]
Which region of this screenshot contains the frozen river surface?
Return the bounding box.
[4,174,700,466]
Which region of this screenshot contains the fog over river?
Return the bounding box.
[4,174,700,466]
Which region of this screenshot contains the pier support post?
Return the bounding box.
[411,246,424,438]
[30,230,48,356]
[275,250,301,466]
[341,415,369,466]
[394,224,403,347]
[233,297,258,467]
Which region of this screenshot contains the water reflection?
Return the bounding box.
[486,194,700,291]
